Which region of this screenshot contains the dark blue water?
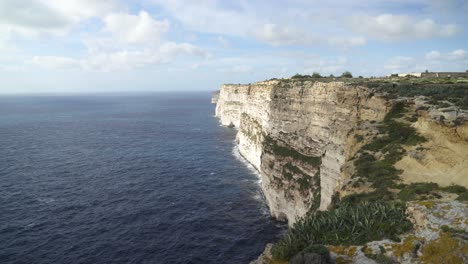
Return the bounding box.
[0,93,282,264]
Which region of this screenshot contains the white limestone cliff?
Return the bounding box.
[214,80,388,224]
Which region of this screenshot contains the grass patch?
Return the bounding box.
[340,189,395,204]
[456,191,468,201]
[271,201,412,261]
[364,82,468,109]
[352,102,426,192]
[440,225,468,240]
[439,185,467,194]
[282,163,315,193]
[384,101,406,122]
[354,151,403,190]
[398,182,439,201]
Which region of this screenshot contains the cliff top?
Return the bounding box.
[222,76,468,109]
[225,75,468,86]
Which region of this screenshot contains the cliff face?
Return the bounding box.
[214,80,388,224]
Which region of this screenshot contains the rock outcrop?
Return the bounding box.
[214,80,388,224]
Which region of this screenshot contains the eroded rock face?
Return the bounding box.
[214,80,388,224]
[396,114,468,188]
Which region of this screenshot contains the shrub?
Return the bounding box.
[386,121,426,146]
[365,82,468,109]
[384,102,406,122]
[456,191,468,201]
[271,201,412,260]
[439,185,467,194]
[292,73,311,79]
[264,136,321,166]
[354,134,364,142]
[352,100,426,193]
[303,244,330,256]
[340,190,394,204]
[282,163,316,192]
[353,150,403,189]
[397,182,439,201]
[341,71,353,78]
[311,72,322,78]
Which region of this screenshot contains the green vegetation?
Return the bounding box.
[440,225,468,239]
[341,71,353,78]
[291,72,324,79]
[354,152,402,190]
[354,134,364,142]
[240,113,262,142]
[271,201,412,260]
[363,253,396,264]
[311,72,322,78]
[302,244,330,256]
[267,84,467,262]
[282,163,314,193]
[352,102,425,194]
[365,81,468,109]
[291,73,312,79]
[264,135,321,167]
[439,185,467,194]
[362,246,396,264]
[456,191,468,201]
[310,171,321,212]
[397,183,439,201]
[280,75,468,109]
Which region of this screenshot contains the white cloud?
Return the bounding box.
[0,0,118,38]
[232,65,253,73]
[0,35,17,51]
[424,49,467,61]
[44,0,117,21]
[384,56,415,72]
[253,23,312,46]
[349,14,458,41]
[302,57,349,75]
[152,0,366,48]
[19,7,208,72]
[448,49,467,60]
[104,11,169,45]
[327,37,367,48]
[30,42,209,72]
[30,55,82,70]
[385,49,468,74]
[425,50,441,60]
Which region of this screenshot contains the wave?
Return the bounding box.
[231,143,262,185]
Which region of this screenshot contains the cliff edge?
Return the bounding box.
[213,76,468,263]
[215,80,389,224]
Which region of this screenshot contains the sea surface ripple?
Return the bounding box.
[0,92,283,264]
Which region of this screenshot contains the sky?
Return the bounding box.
[0,0,467,93]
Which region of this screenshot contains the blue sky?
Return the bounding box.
[0,0,467,93]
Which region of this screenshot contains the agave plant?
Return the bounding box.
[271,201,412,260]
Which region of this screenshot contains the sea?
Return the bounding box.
[0,92,283,264]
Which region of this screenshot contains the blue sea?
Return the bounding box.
[0,92,283,264]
